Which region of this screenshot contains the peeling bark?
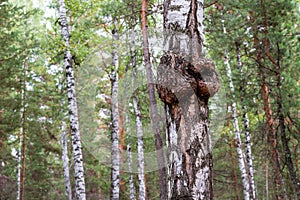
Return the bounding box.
[158,1,219,199]
[110,19,120,200]
[58,0,86,199]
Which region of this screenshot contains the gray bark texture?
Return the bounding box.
[58,0,86,199]
[61,121,72,200]
[110,19,120,200]
[157,1,219,199]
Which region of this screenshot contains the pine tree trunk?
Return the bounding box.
[275,43,300,199]
[258,3,287,198]
[141,1,167,199]
[224,54,251,200]
[236,43,256,199]
[110,19,120,200]
[157,1,219,199]
[258,66,287,200]
[61,121,72,200]
[58,0,86,199]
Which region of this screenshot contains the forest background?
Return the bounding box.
[0,0,299,199]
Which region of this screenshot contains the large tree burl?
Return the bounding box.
[157,51,220,105]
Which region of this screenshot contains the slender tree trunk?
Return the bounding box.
[275,43,300,199]
[259,66,287,200]
[236,42,256,199]
[16,129,22,200]
[157,1,219,199]
[258,2,287,199]
[58,1,86,199]
[127,144,136,200]
[133,97,147,200]
[61,121,72,200]
[110,19,120,200]
[130,22,147,200]
[141,1,167,199]
[224,53,251,200]
[17,61,27,200]
[230,139,240,200]
[266,160,269,200]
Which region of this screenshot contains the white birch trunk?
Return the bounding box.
[224,54,251,200]
[16,132,22,200]
[61,121,72,200]
[222,19,251,199]
[237,43,256,199]
[127,144,136,200]
[58,0,86,199]
[157,1,219,199]
[110,19,120,200]
[16,67,26,200]
[133,97,146,200]
[130,23,146,200]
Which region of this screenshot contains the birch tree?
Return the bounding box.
[17,61,27,200]
[61,121,72,200]
[58,0,86,199]
[110,19,120,200]
[131,24,146,200]
[236,42,256,199]
[224,54,251,200]
[157,0,220,199]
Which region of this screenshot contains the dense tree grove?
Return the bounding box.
[0,0,299,199]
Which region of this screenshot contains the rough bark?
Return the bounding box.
[61,121,72,200]
[58,0,86,199]
[236,43,256,199]
[141,1,167,199]
[157,1,219,199]
[110,19,120,200]
[224,54,250,200]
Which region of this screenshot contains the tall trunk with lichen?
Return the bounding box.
[58,0,86,199]
[157,0,219,199]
